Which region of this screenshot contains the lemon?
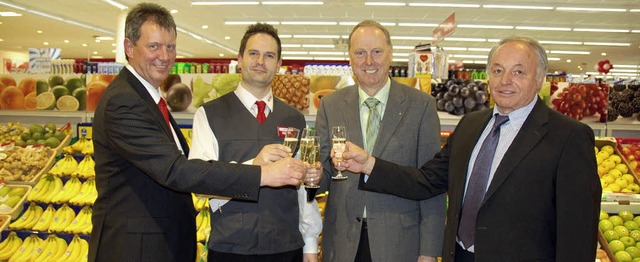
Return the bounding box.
[73,87,87,110]
[56,95,80,111]
[36,92,56,110]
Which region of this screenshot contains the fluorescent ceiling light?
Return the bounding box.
[630,9,640,12]
[539,40,582,45]
[408,3,480,8]
[176,27,237,53]
[0,1,25,10]
[280,21,337,25]
[380,22,396,26]
[549,50,590,55]
[282,51,309,55]
[364,2,406,6]
[279,35,292,38]
[633,30,640,33]
[442,47,467,51]
[462,60,474,63]
[482,4,553,10]
[614,65,640,68]
[282,56,313,60]
[467,48,491,52]
[556,7,627,12]
[610,69,639,73]
[583,42,630,47]
[95,36,114,41]
[450,54,488,59]
[573,28,630,33]
[398,23,438,27]
[224,21,257,25]
[515,26,571,31]
[393,58,409,62]
[293,35,340,38]
[547,57,561,61]
[393,46,416,50]
[458,24,513,29]
[391,36,432,41]
[392,53,410,57]
[192,1,259,5]
[0,11,21,16]
[262,1,323,5]
[309,51,345,55]
[302,44,335,48]
[473,60,487,64]
[487,39,500,42]
[339,22,358,26]
[264,21,280,25]
[445,37,486,42]
[281,44,301,48]
[102,0,128,10]
[314,56,347,60]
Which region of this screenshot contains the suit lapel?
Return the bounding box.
[342,86,364,147]
[452,110,493,199]
[372,80,406,157]
[483,99,549,202]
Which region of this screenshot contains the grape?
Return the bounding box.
[476,91,487,104]
[435,92,444,101]
[460,87,470,97]
[436,99,446,111]
[448,85,460,96]
[464,97,477,109]
[443,92,453,101]
[452,96,463,107]
[454,107,465,115]
[444,101,455,112]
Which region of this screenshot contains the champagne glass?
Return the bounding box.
[331,126,347,180]
[282,127,300,157]
[300,132,320,188]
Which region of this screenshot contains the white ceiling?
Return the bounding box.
[0,0,639,77]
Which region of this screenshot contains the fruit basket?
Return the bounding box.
[599,207,640,262]
[597,229,616,262]
[0,147,57,186]
[0,184,32,219]
[597,138,640,201]
[617,138,640,176]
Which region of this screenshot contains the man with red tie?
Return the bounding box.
[90,4,307,261]
[188,23,322,262]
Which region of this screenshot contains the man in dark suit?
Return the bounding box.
[89,3,306,262]
[316,20,445,262]
[338,36,601,262]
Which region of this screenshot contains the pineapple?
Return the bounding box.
[271,75,310,110]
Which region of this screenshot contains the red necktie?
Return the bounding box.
[256,101,266,124]
[158,98,172,128]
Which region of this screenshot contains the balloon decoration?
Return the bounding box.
[595,60,613,74]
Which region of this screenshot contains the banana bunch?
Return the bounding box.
[64,206,93,235]
[195,210,211,242]
[6,234,43,261]
[29,234,68,261]
[63,136,95,155]
[196,242,207,262]
[32,204,56,231]
[9,202,43,230]
[0,232,23,260]
[26,174,63,203]
[48,204,77,233]
[49,154,79,177]
[52,177,82,204]
[192,193,210,211]
[69,178,98,206]
[60,234,89,261]
[73,155,96,178]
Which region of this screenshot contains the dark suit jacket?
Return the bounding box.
[361,98,601,262]
[89,68,262,262]
[317,78,445,261]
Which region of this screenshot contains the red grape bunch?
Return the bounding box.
[551,83,608,122]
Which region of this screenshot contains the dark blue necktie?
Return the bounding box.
[458,114,509,249]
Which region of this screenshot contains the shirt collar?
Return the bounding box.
[358,77,391,107]
[234,82,274,112]
[493,95,538,126]
[126,64,163,104]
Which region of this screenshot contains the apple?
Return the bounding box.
[623,174,636,184]
[611,216,625,227]
[598,155,608,165]
[633,216,640,226]
[598,151,611,160]
[617,178,630,188]
[617,164,630,174]
[608,184,622,193]
[601,220,615,231]
[603,159,617,170]
[624,147,633,156]
[610,155,623,165]
[630,184,640,194]
[601,210,611,221]
[621,236,637,247]
[606,229,621,242]
[616,225,631,237]
[621,211,636,222]
[627,221,640,231]
[612,240,627,253]
[602,145,616,156]
[628,246,640,258]
[609,169,623,179]
[617,250,634,262]
[602,175,615,184]
[630,230,640,242]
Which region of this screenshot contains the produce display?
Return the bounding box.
[61,136,94,156]
[596,145,639,193]
[432,79,490,116]
[271,74,311,111]
[599,210,640,262]
[0,185,28,213]
[621,143,640,175]
[0,146,54,182]
[36,74,86,111]
[26,174,97,205]
[192,194,211,243]
[608,83,640,122]
[0,232,88,261]
[551,83,608,122]
[49,154,96,178]
[191,74,241,108]
[8,203,93,235]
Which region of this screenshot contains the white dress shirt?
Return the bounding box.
[188,82,322,254]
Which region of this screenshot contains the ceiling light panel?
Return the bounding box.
[364,2,406,6]
[458,24,513,29]
[583,42,630,47]
[573,28,630,33]
[556,7,627,12]
[192,1,259,5]
[408,3,480,8]
[515,26,571,31]
[280,21,337,25]
[482,5,553,10]
[262,1,323,5]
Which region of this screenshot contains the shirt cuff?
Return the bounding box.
[302,236,319,254]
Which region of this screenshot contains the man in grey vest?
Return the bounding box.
[188,23,322,262]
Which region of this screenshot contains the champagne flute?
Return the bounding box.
[331,126,347,180]
[282,127,300,157]
[301,131,320,188]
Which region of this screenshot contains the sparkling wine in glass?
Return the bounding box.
[332,126,347,180]
[282,127,300,156]
[300,133,320,188]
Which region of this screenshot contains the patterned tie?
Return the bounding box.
[157,98,171,129]
[364,98,381,153]
[458,113,509,249]
[256,101,267,124]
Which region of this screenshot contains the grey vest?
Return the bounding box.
[203,92,306,254]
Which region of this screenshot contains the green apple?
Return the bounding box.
[627,246,640,258]
[612,216,626,227]
[631,230,640,242]
[621,211,636,222]
[617,164,631,174]
[601,220,615,231]
[632,257,640,262]
[617,225,631,237]
[630,184,640,194]
[601,210,611,221]
[633,216,640,226]
[606,230,621,242]
[617,250,633,262]
[626,221,640,231]
[621,236,637,247]
[612,240,627,253]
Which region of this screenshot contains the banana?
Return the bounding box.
[81,139,94,155]
[0,231,14,251]
[23,204,44,230]
[62,235,81,261]
[80,207,93,235]
[66,206,90,234]
[52,177,82,203]
[50,235,68,261]
[0,232,22,259]
[61,155,79,176]
[32,204,56,232]
[196,242,205,262]
[78,237,89,261]
[33,234,57,261]
[41,176,63,203]
[29,175,53,202]
[78,156,96,179]
[71,137,87,153]
[48,204,71,233]
[28,176,50,201]
[8,234,40,262]
[9,204,33,230]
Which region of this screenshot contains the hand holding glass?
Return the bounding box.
[331,126,347,180]
[282,127,300,157]
[300,131,320,188]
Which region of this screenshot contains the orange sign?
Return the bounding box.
[432,12,456,45]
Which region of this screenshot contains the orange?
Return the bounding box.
[86,80,109,112]
[18,77,37,96]
[24,92,37,110]
[0,86,25,109]
[0,75,16,88]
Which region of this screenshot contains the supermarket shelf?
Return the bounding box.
[2,110,639,137]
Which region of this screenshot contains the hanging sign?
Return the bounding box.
[432,12,456,45]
